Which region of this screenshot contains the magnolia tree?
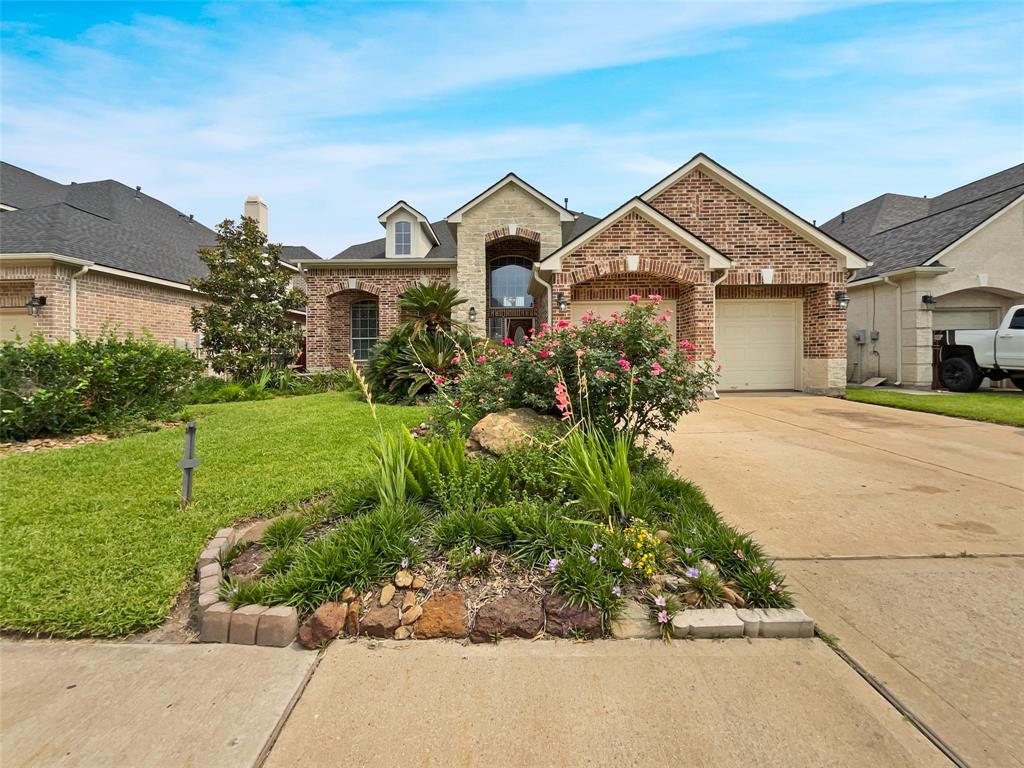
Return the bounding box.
[190,217,305,380]
[435,295,718,448]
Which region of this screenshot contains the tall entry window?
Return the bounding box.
[351,299,379,360]
[489,256,534,308]
[394,221,412,256]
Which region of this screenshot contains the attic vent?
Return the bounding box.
[840,211,845,224]
[135,185,142,200]
[564,197,569,208]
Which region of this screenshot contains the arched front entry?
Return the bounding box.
[485,232,541,342]
[325,288,379,368]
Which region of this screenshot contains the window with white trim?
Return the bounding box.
[351,299,379,360]
[394,221,412,256]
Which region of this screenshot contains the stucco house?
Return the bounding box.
[821,164,1024,387]
[297,154,867,394]
[0,162,311,346]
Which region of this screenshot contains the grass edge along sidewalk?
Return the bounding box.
[845,387,1024,427]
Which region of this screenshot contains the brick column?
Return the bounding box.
[802,280,847,393]
[677,281,715,355]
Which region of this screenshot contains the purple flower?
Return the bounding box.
[591,543,603,552]
[657,610,669,624]
[734,549,745,560]
[685,567,700,579]
[655,596,666,607]
[548,559,561,573]
[622,557,632,568]
[589,555,598,564]
[683,547,693,555]
[769,582,778,592]
[752,565,762,574]
[473,546,481,555]
[401,557,409,569]
[611,585,622,597]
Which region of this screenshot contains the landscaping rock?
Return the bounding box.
[609,600,660,639]
[652,574,684,591]
[198,562,221,580]
[256,607,299,647]
[198,592,220,613]
[471,592,543,643]
[415,591,468,638]
[401,604,423,626]
[198,575,220,595]
[655,529,671,542]
[229,604,268,645]
[345,600,361,637]
[411,575,426,590]
[542,595,601,639]
[672,607,744,639]
[401,591,417,612]
[214,527,236,547]
[468,408,558,456]
[199,602,233,643]
[720,586,746,608]
[341,586,357,602]
[379,584,396,606]
[197,547,220,570]
[394,626,412,640]
[360,604,400,638]
[297,602,347,649]
[394,570,413,587]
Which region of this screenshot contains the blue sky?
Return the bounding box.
[2,1,1022,256]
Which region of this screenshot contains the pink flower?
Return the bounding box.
[557,320,570,328]
[477,355,486,363]
[655,596,666,607]
[434,376,445,384]
[679,339,696,351]
[658,314,670,323]
[629,294,641,303]
[595,369,606,378]
[554,381,571,421]
[622,557,632,568]
[657,610,669,624]
[539,349,551,358]
[451,356,460,364]
[651,361,664,376]
[575,349,584,358]
[752,565,762,574]
[617,358,632,372]
[502,337,514,346]
[453,400,461,407]
[504,372,513,379]
[648,294,662,302]
[769,582,778,592]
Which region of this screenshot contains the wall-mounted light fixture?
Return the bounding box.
[25,296,47,316]
[921,294,937,307]
[834,290,850,310]
[556,292,569,312]
[468,306,477,322]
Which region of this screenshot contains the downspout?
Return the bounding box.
[532,265,554,326]
[708,270,729,400]
[881,276,902,385]
[69,264,91,340]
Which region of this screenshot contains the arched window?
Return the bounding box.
[489,255,534,308]
[351,299,378,360]
[394,221,412,256]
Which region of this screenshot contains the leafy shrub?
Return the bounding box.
[261,516,309,550]
[0,332,203,440]
[681,565,726,608]
[431,508,500,551]
[487,500,597,566]
[503,439,565,500]
[437,296,717,449]
[433,458,510,515]
[405,431,467,500]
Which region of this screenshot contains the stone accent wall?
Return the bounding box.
[304,265,452,371]
[454,184,563,335]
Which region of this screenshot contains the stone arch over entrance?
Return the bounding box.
[484,225,541,244]
[485,233,542,342]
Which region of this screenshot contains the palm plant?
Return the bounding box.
[396,283,467,339]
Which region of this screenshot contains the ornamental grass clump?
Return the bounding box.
[546,544,622,623]
[261,515,309,550]
[682,565,726,608]
[733,562,794,609]
[646,588,682,640]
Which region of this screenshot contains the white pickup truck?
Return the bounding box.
[937,305,1024,391]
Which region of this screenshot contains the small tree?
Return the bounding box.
[190,217,305,380]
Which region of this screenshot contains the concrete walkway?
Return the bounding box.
[671,394,1024,767]
[266,639,945,768]
[0,641,316,768]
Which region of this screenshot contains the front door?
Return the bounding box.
[506,318,534,345]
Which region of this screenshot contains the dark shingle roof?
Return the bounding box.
[821,164,1024,280]
[0,163,67,209]
[280,245,321,263]
[332,210,603,261]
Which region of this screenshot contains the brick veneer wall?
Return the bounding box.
[304,265,452,371]
[74,271,203,345]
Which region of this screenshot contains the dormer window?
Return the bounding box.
[394,221,412,256]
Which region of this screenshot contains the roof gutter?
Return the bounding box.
[532,265,554,326]
[69,263,91,341]
[881,276,902,386]
[296,258,457,267]
[850,265,954,287]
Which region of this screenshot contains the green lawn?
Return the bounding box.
[0,392,427,637]
[845,387,1024,427]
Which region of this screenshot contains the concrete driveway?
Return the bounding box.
[670,394,1024,768]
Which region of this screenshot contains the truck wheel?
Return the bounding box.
[939,357,982,392]
[1012,376,1024,391]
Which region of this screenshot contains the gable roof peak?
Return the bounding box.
[447,172,575,223]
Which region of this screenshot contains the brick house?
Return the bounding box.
[298,154,867,394]
[0,162,310,347]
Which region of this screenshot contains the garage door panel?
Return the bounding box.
[716,300,798,390]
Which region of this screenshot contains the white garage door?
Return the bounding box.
[716,300,798,390]
[571,300,677,341]
[931,307,1000,331]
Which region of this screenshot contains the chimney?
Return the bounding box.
[244,195,269,235]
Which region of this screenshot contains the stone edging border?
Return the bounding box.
[193,528,815,648]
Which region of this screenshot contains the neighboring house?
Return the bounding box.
[297,154,867,394]
[0,163,313,345]
[821,164,1024,387]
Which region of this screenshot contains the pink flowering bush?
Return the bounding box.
[437,296,717,447]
